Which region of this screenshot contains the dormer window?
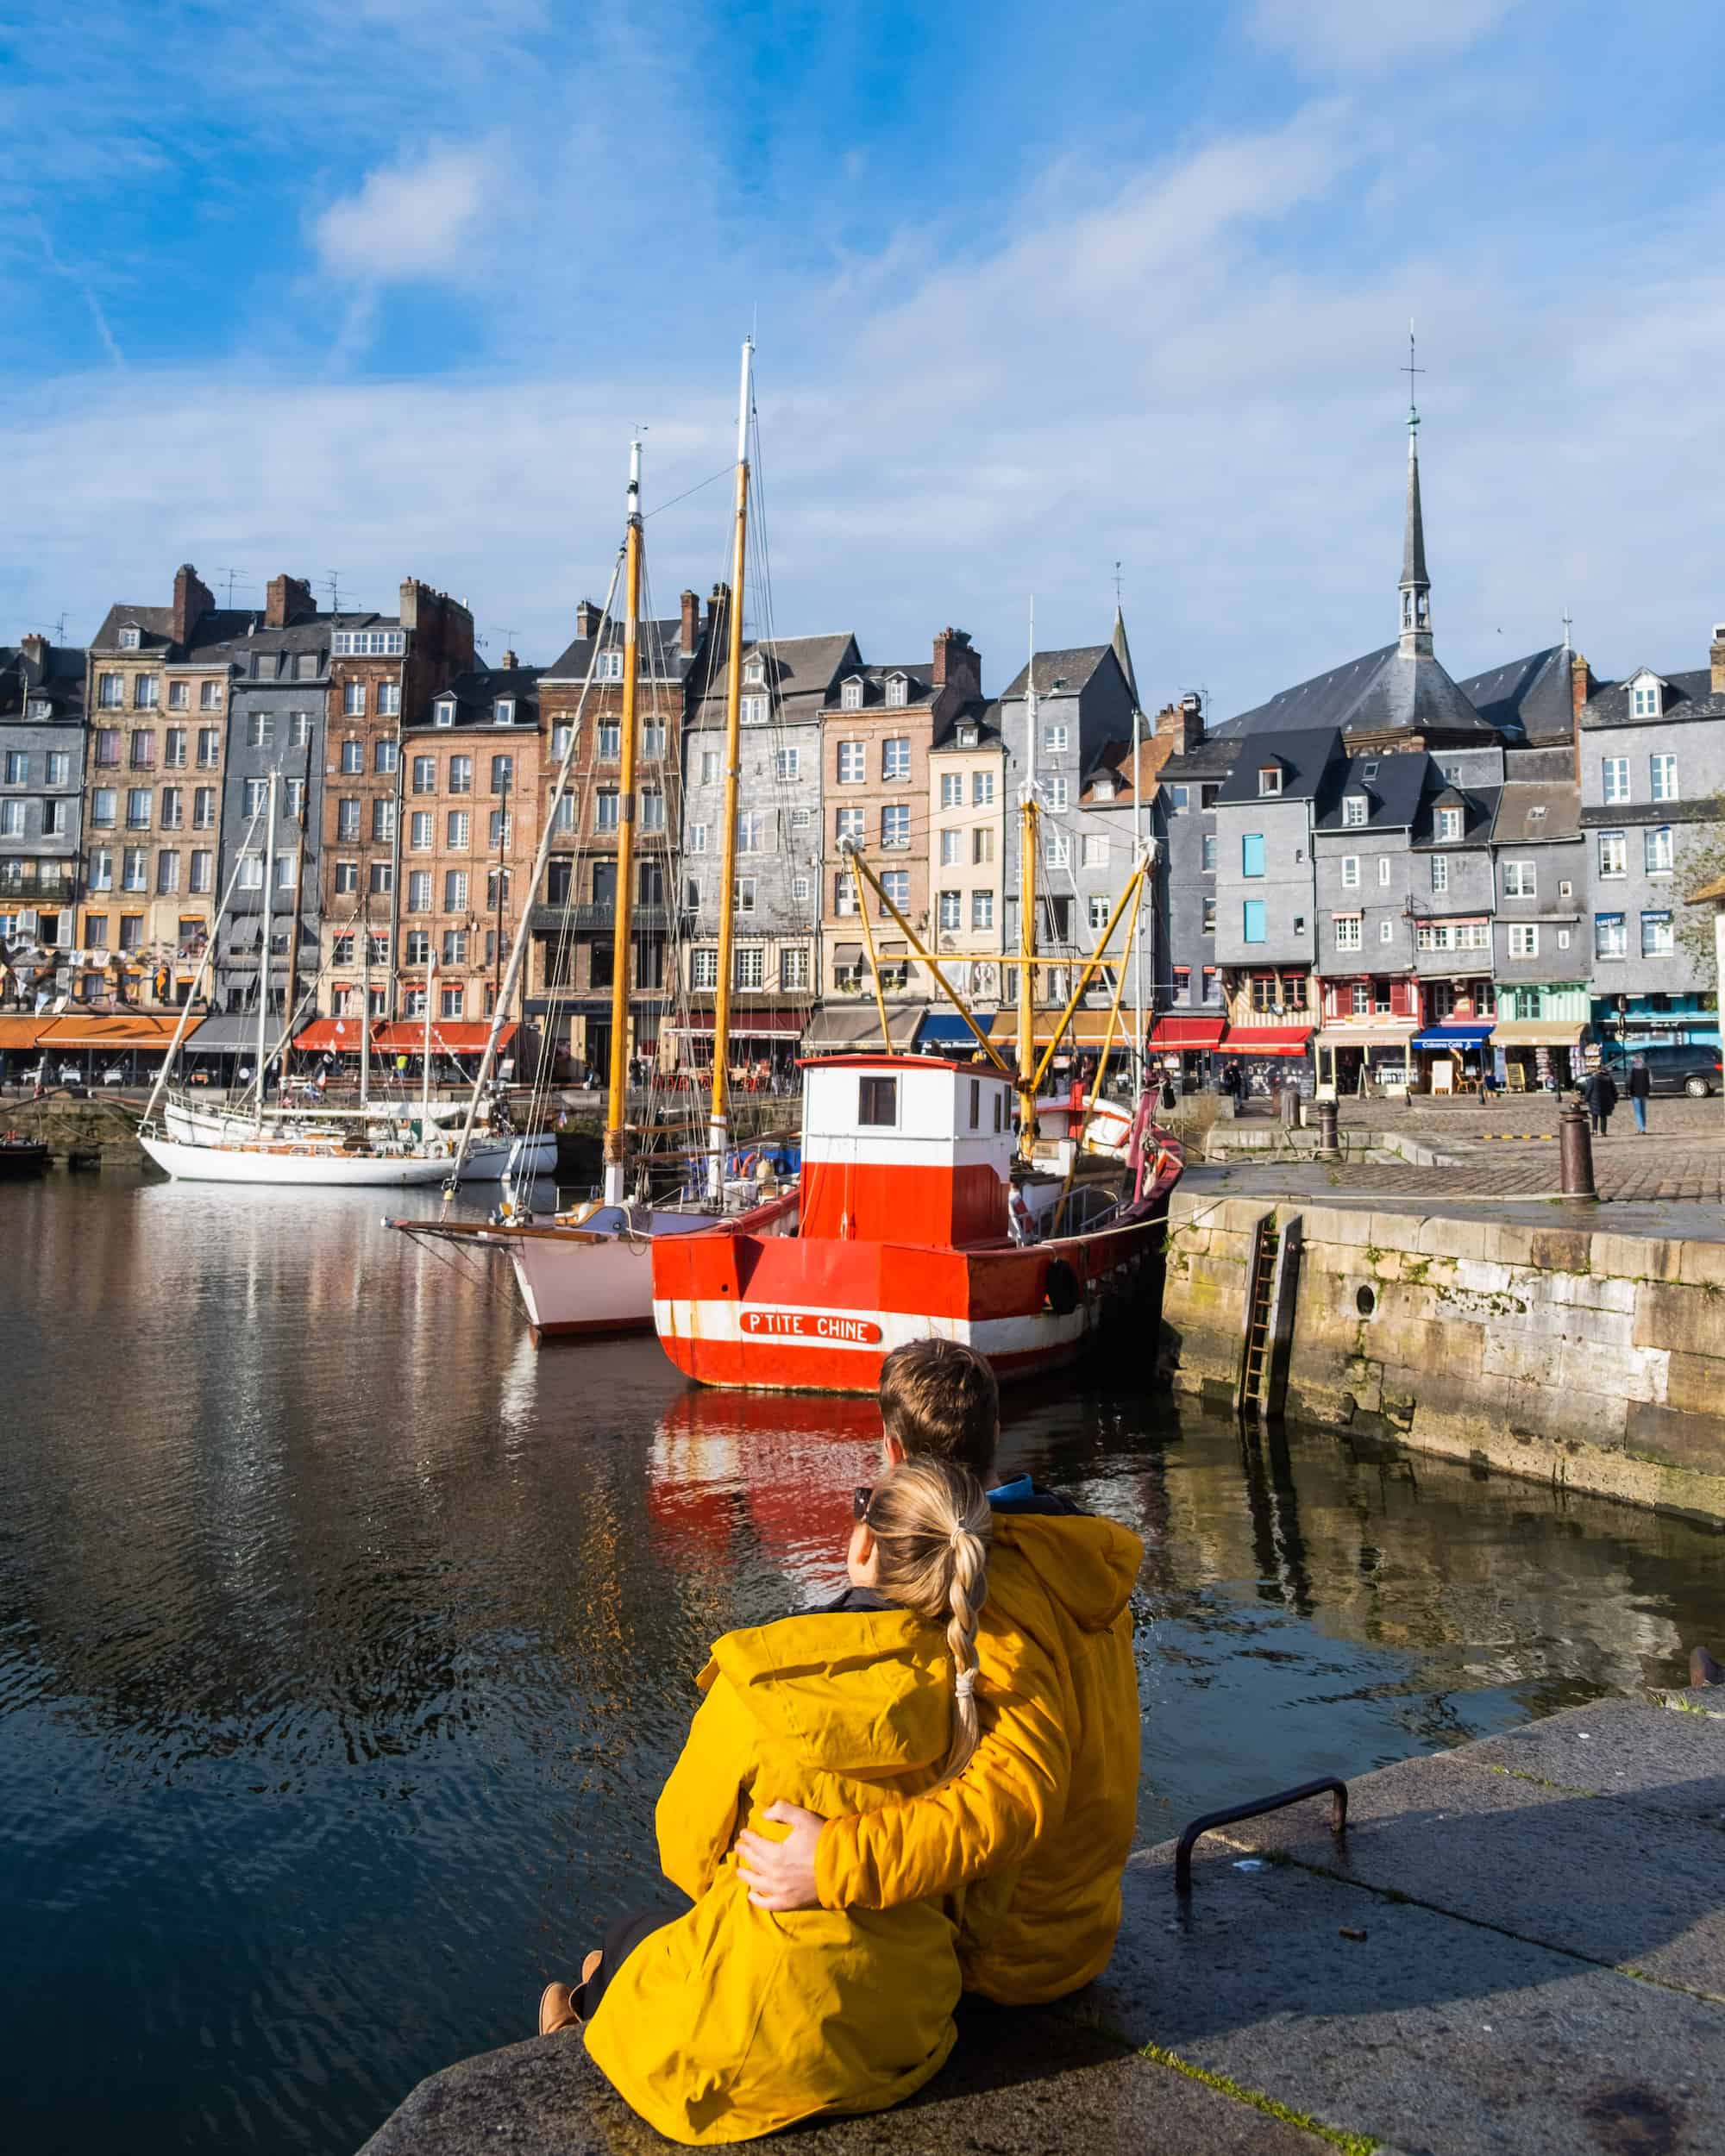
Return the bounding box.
[1362,762,1379,780]
[1437,806,1462,842]
[957,724,977,747]
[1258,765,1283,797]
[1629,672,1664,719]
[120,626,141,650]
[435,699,456,728]
[1094,778,1116,800]
[841,677,864,711]
[494,699,515,724]
[743,656,765,686]
[885,673,908,708]
[28,699,50,719]
[595,650,624,682]
[1343,793,1368,827]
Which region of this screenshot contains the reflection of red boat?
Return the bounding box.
[652,1054,1181,1395]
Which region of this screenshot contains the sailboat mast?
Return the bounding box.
[1131,699,1145,1091]
[706,337,754,1201]
[256,769,276,1136]
[1018,602,1038,1151]
[422,955,434,1131]
[283,729,311,1077]
[359,902,371,1110]
[602,439,645,1208]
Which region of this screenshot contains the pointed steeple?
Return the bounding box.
[1398,326,1432,658]
[1110,601,1139,705]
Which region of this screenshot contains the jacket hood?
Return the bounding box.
[992,1512,1143,1631]
[705,1610,956,1774]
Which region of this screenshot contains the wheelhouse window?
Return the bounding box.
[858,1075,898,1126]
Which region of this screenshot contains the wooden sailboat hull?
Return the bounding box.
[140,1134,454,1186]
[650,1164,1179,1395]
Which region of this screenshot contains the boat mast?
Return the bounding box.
[359,902,371,1110]
[255,768,277,1137]
[706,337,754,1201]
[422,955,434,1132]
[283,727,311,1079]
[602,438,644,1208]
[1017,602,1038,1151]
[1131,698,1145,1092]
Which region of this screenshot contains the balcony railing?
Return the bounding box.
[530,901,675,934]
[0,867,79,904]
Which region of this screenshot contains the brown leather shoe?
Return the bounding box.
[539,1983,580,2036]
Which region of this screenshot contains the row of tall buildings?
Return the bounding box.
[3,409,1721,1087]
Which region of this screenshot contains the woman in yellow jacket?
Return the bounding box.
[537,1459,1004,2146]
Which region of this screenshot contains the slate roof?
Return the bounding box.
[1215,642,1496,743]
[1000,646,1113,699]
[1411,783,1499,848]
[930,700,1001,755]
[405,664,543,731]
[1582,668,1725,730]
[831,661,938,711]
[90,604,255,656]
[204,614,338,675]
[688,633,860,729]
[1313,751,1428,833]
[1458,646,1582,746]
[1157,736,1241,784]
[1491,780,1582,845]
[1504,744,1577,783]
[1214,726,1346,806]
[543,614,699,685]
[0,643,87,721]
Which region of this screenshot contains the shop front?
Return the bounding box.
[1146,1014,1226,1091]
[1587,992,1721,1054]
[1490,1018,1587,1093]
[1312,1022,1417,1100]
[1408,1021,1495,1094]
[1217,1023,1314,1102]
[666,1011,808,1091]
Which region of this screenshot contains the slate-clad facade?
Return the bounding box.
[0,636,86,988]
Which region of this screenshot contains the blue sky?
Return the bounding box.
[3,0,1722,715]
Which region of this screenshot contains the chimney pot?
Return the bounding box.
[680,588,701,658]
[1711,623,1725,698]
[574,599,601,639]
[265,573,314,630]
[500,649,518,671]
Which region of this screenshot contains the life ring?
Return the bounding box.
[1044,1257,1081,1316]
[736,1150,760,1181]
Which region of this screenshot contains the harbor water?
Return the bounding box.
[3,1170,1722,2154]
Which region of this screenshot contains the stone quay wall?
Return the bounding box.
[1160,1192,1725,1521]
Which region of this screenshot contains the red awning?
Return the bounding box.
[1149,1016,1226,1048]
[294,1018,380,1054]
[1220,1025,1314,1057]
[371,1022,518,1054]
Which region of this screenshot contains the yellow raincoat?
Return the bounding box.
[583,1601,1061,2145]
[815,1510,1143,2003]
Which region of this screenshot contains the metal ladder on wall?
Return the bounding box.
[1237,1211,1301,1426]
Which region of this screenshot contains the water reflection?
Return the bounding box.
[0,1174,1721,2156]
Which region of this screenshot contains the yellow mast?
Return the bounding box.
[1017,792,1038,1151]
[706,340,754,1201]
[602,439,644,1207]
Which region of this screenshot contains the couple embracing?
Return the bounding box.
[538,1338,1144,2145]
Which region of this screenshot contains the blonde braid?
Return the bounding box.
[862,1459,992,1781]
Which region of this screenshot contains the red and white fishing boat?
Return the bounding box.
[652,1050,1181,1393]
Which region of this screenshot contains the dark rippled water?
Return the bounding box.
[3,1170,1722,2153]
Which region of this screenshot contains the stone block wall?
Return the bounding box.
[1160,1193,1725,1520]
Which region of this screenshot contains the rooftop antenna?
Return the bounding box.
[215,567,246,608]
[1402,318,1424,430]
[52,613,67,643]
[323,571,343,617]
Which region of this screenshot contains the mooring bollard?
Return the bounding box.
[1559,1103,1597,1200]
[1314,1098,1341,1161]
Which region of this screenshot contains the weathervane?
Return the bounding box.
[1402,320,1424,430]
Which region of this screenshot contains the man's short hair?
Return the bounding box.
[879,1338,1000,1478]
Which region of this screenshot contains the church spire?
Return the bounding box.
[1399,324,1432,657]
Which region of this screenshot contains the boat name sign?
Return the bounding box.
[738,1310,884,1344]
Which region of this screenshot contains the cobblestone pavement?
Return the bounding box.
[1206,1145,1725,1203]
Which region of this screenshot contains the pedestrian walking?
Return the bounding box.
[1627,1054,1652,1134]
[1578,1065,1618,1137]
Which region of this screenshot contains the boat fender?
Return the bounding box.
[1044,1257,1081,1316]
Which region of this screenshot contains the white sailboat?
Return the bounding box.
[393,344,797,1337]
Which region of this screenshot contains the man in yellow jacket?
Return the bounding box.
[736,1338,1144,2004]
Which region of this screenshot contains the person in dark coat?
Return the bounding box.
[1627,1054,1652,1133]
[1578,1066,1618,1137]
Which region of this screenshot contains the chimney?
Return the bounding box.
[20,632,47,680]
[574,599,602,639]
[1711,623,1725,698]
[932,627,980,700]
[680,588,701,657]
[500,649,518,671]
[265,573,314,630]
[172,563,214,646]
[1570,651,1593,786]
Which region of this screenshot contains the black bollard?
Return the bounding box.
[1315,1098,1341,1161]
[1559,1104,1597,1200]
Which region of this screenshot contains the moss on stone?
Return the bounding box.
[1132,2040,1377,2153]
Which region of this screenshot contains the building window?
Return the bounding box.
[1414,920,1490,951]
[193,787,216,828]
[938,889,962,931]
[1650,753,1678,804]
[735,945,765,990]
[369,862,392,895]
[597,724,620,761]
[494,699,515,726]
[841,678,863,711]
[1258,766,1283,797]
[443,870,469,912]
[734,876,757,913]
[1377,856,1391,887]
[971,828,994,866]
[1200,833,1217,872]
[1431,854,1449,893]
[446,810,470,849]
[1646,825,1675,874]
[442,929,467,966]
[375,740,397,774]
[337,799,361,840]
[1349,982,1371,1015]
[1241,832,1265,877]
[120,627,141,650]
[1082,834,1108,868]
[411,755,436,794]
[882,736,912,781]
[773,746,800,781]
[1340,794,1364,827]
[167,681,189,711]
[371,799,394,841]
[553,724,576,762]
[1502,861,1536,899]
[594,650,624,682]
[97,674,123,710]
[1202,966,1220,1003]
[880,868,910,913]
[699,749,719,786]
[45,750,69,787]
[938,828,963,867]
[1378,918,1393,942]
[1045,776,1069,812]
[448,755,472,795]
[411,811,433,851]
[163,728,186,768]
[1043,724,1068,753]
[731,811,762,854]
[881,803,911,850]
[741,695,768,726]
[792,874,812,904]
[334,862,358,894]
[837,741,865,783]
[1341,856,1360,889]
[689,947,719,990]
[126,787,152,830]
[1642,910,1674,958]
[972,890,994,931]
[200,679,224,711]
[1333,913,1363,951]
[343,682,366,717]
[1597,830,1627,877]
[1602,756,1630,805]
[134,676,159,709]
[1632,682,1660,718]
[1242,899,1266,944]
[198,728,222,768]
[490,755,513,795]
[973,771,995,807]
[689,822,708,855]
[407,870,432,912]
[0,800,22,837]
[1048,830,1071,867]
[129,731,155,769]
[941,772,963,809]
[1436,807,1462,842]
[3,749,27,785]
[246,713,273,750]
[1201,896,1216,935]
[595,790,619,831]
[91,787,117,827]
[273,853,295,892]
[160,787,183,830]
[341,738,363,774]
[190,851,212,893]
[1509,923,1540,958]
[93,728,120,768]
[638,789,664,833]
[1088,893,1108,931]
[781,945,810,990]
[333,631,405,657]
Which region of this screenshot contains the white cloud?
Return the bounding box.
[312,142,499,283]
[1250,0,1518,75]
